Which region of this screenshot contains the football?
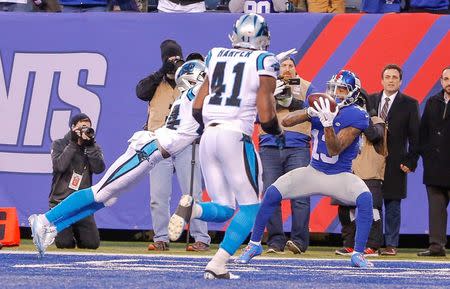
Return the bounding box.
[307,92,337,112]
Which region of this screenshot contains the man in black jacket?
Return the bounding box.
[50,113,105,249]
[366,64,420,256]
[417,67,450,257]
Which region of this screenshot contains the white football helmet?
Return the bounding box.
[175,60,206,92]
[230,13,270,51]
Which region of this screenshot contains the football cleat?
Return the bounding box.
[28,214,57,258]
[351,252,374,268]
[168,195,193,241]
[235,243,263,264]
[363,247,380,257]
[204,270,240,280]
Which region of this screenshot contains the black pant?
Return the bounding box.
[338,179,383,249]
[55,215,100,249]
[426,186,450,248]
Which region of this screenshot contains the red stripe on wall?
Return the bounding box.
[296,14,363,81]
[403,32,450,102]
[344,13,439,93]
[309,197,338,232]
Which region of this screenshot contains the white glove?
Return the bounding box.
[276,48,298,63]
[312,97,339,127]
[274,79,286,96]
[307,107,319,118]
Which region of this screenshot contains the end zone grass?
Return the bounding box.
[3,239,448,261]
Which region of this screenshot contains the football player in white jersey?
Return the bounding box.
[237,70,375,268]
[27,60,207,257]
[167,13,283,279]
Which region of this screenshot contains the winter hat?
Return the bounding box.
[160,39,183,63]
[69,113,91,128]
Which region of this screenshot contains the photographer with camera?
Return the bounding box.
[136,40,210,251]
[49,113,105,249]
[258,57,316,254]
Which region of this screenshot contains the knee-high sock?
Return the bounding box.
[45,188,100,231]
[53,202,104,232]
[354,191,373,253]
[250,185,282,243]
[220,203,260,255]
[197,202,235,222]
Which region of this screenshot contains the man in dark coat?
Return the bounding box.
[366,64,420,256]
[417,67,450,257]
[50,113,105,249]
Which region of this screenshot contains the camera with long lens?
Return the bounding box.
[167,57,185,75]
[80,126,95,138]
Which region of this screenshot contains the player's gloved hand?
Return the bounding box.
[274,79,286,97]
[275,131,286,150]
[313,97,339,127]
[306,106,319,118]
[276,48,298,63]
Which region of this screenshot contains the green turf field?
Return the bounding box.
[3,239,448,261]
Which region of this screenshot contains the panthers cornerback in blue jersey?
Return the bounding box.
[28,60,207,258]
[238,70,375,269]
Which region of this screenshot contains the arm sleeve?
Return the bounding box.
[363,119,384,144]
[136,70,165,102]
[256,52,279,79]
[51,140,77,173]
[85,144,106,174]
[228,0,244,12]
[402,100,421,171]
[419,99,431,156]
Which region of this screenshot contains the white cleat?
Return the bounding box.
[168,195,193,241]
[204,270,240,280]
[28,214,57,258]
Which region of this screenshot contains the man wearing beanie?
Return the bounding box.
[49,113,105,249]
[136,40,211,252]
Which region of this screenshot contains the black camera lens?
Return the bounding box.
[81,127,95,138]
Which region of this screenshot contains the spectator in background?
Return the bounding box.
[366,64,420,256]
[157,0,206,12]
[0,0,32,11]
[32,0,61,11]
[417,67,450,257]
[307,0,344,13]
[60,0,108,12]
[228,0,287,13]
[361,0,401,13]
[408,0,449,13]
[334,89,387,257]
[258,57,314,254]
[49,113,105,249]
[136,40,210,251]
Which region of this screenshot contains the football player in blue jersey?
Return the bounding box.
[27,60,208,258]
[237,70,375,268]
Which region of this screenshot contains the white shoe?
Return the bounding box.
[168,195,193,241]
[204,262,240,280]
[28,214,56,257]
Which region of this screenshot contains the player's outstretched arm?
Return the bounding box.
[257,75,283,135]
[192,76,209,125]
[324,126,361,156]
[281,109,310,127]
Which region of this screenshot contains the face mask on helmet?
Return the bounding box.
[229,13,270,51]
[326,70,360,107]
[175,60,206,92]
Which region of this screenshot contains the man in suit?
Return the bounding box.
[366,64,420,256]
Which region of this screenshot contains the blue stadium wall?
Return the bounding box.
[0,12,449,234]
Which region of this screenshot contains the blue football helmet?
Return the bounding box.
[175,60,206,92]
[230,13,270,51]
[326,70,361,107]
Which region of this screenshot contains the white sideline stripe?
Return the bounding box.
[2,250,450,264]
